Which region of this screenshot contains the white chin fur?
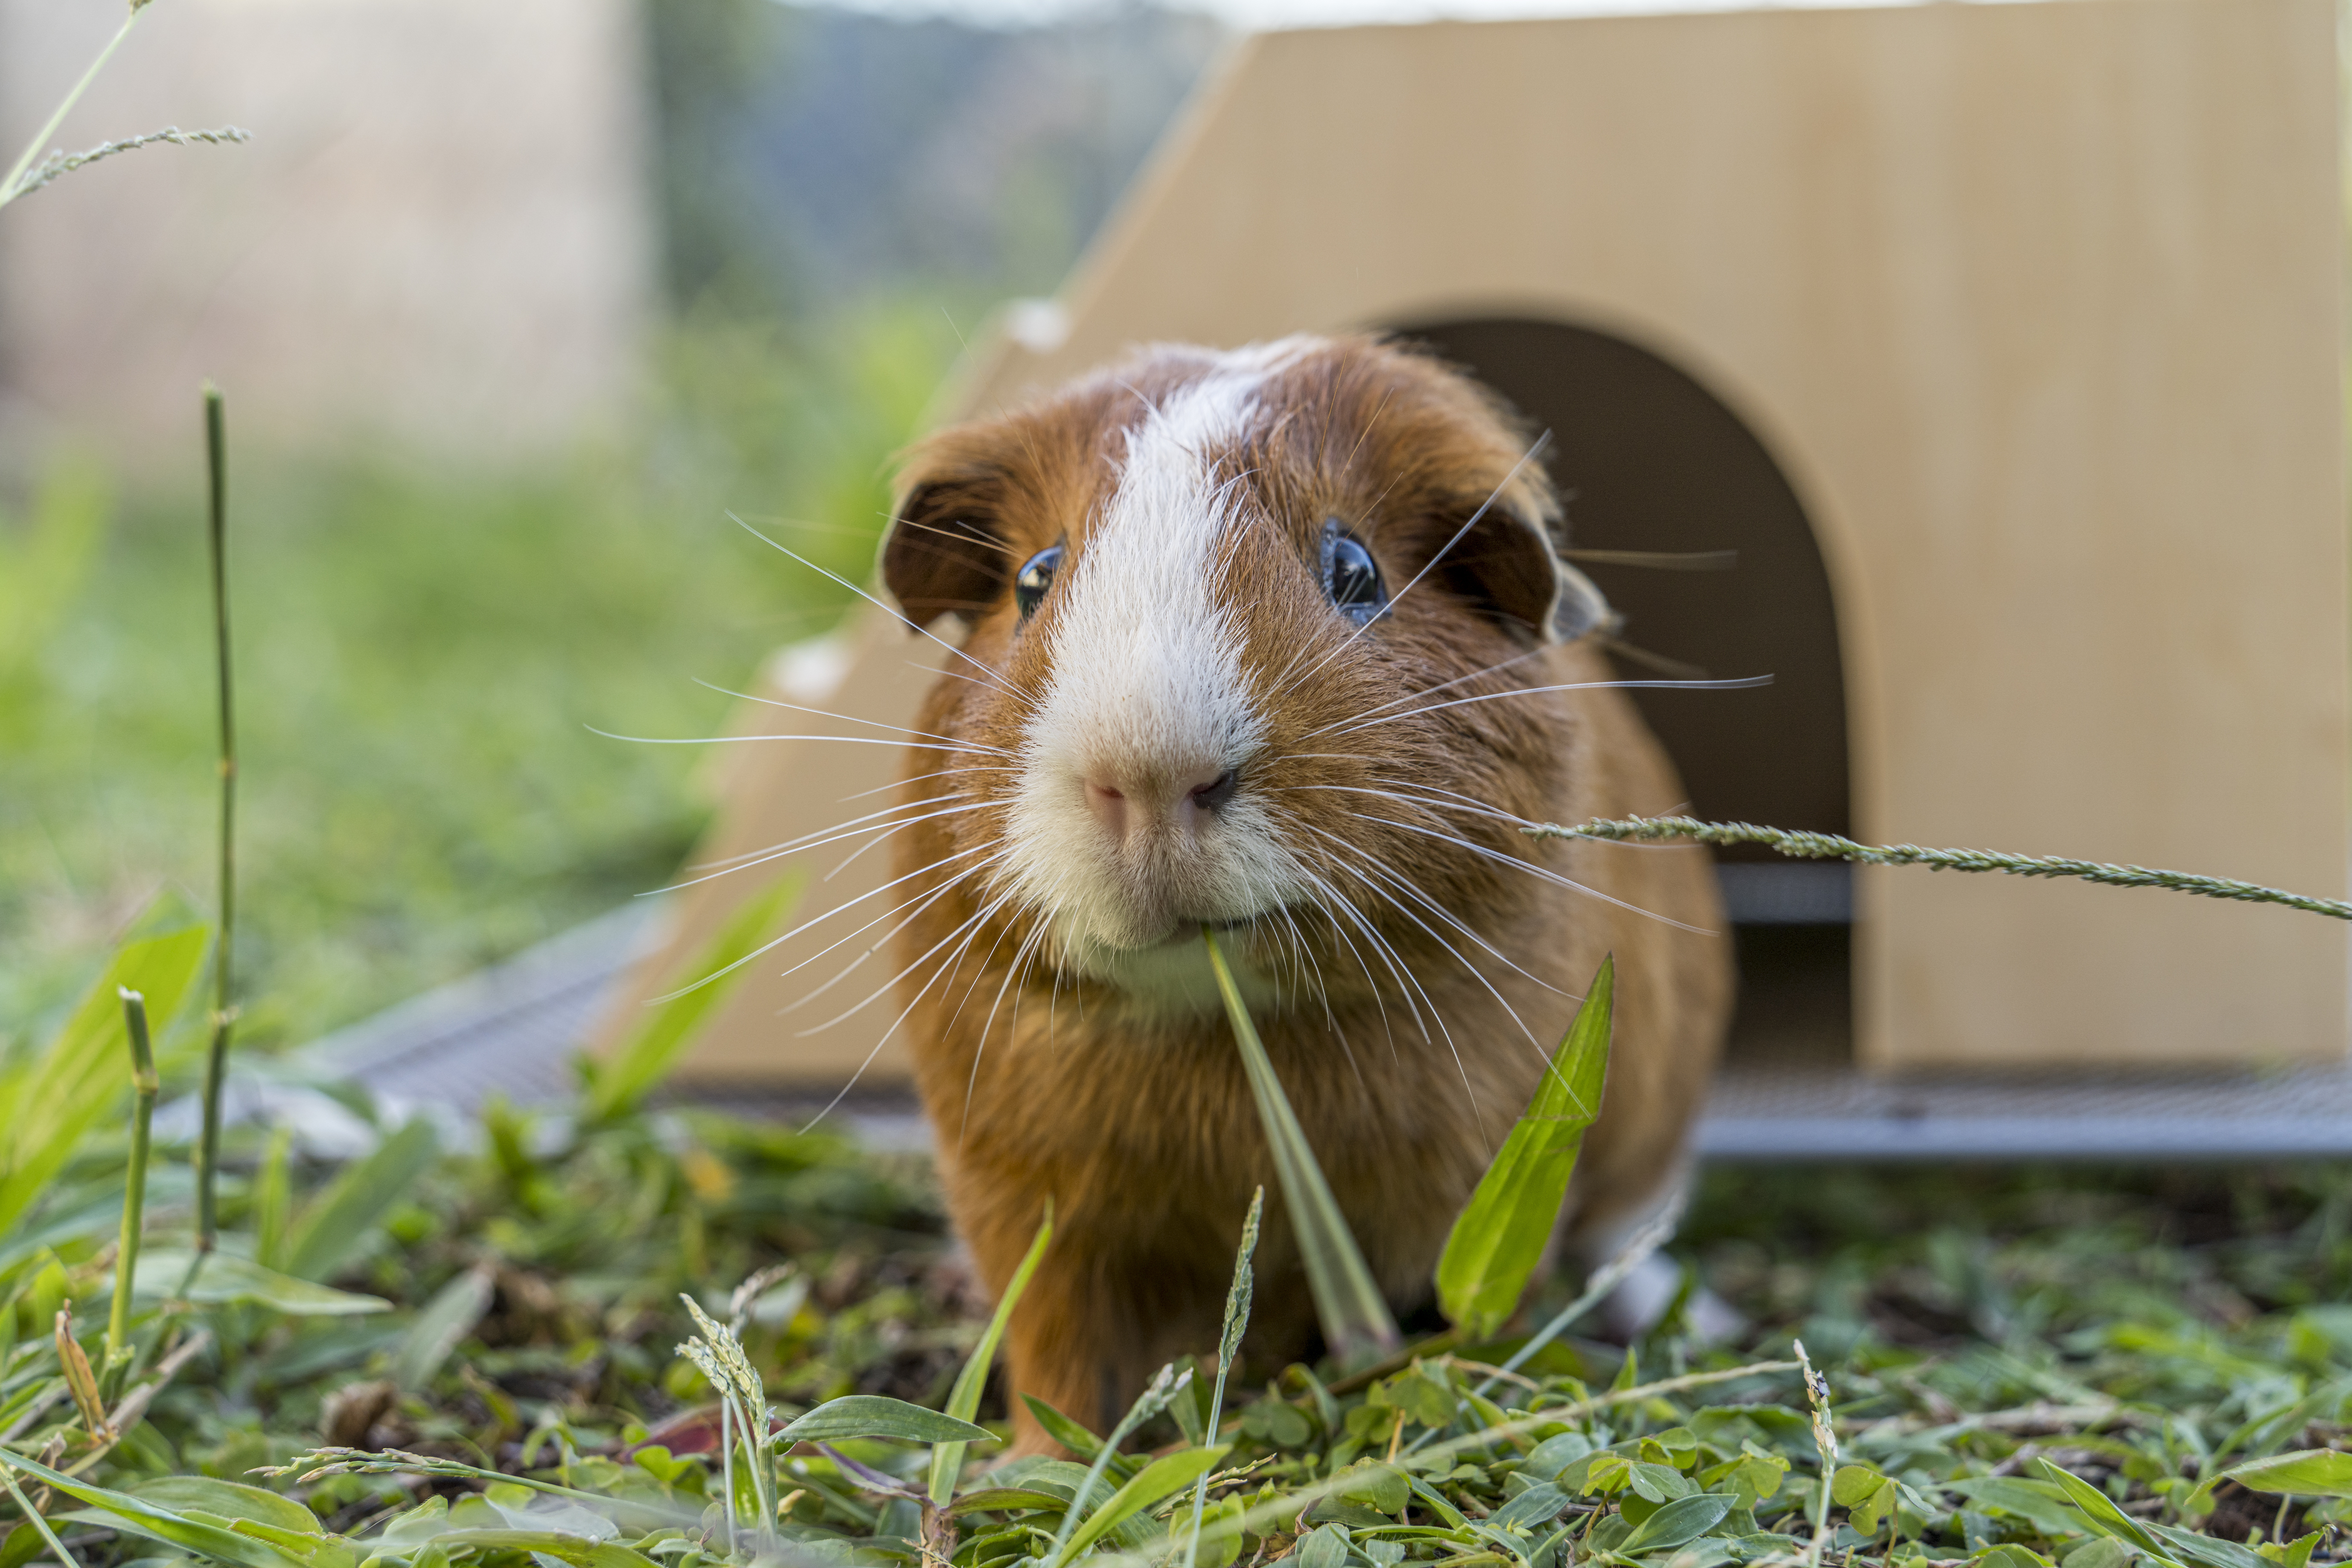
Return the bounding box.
[1049,920,1293,1018]
[1001,343,1314,994]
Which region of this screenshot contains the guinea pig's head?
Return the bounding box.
[880,334,1616,1012]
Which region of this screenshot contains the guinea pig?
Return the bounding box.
[874,333,1732,1444]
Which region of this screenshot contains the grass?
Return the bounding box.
[6,1066,2352,1568]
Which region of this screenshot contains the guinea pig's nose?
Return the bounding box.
[1189,769,1239,812]
[1084,779,1131,844]
[1083,766,1235,847]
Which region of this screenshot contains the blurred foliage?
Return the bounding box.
[0,458,108,751]
[0,295,959,1051]
[643,0,796,314]
[3,0,1221,1050]
[641,0,1222,319]
[1680,1162,2352,1361]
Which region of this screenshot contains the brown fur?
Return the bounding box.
[877,336,1732,1445]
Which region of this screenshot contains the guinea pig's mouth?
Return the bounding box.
[1142,915,1256,948]
[1048,906,1301,1016]
[1040,898,1285,953]
[1086,910,1300,972]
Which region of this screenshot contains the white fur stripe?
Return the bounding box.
[1004,342,1317,968]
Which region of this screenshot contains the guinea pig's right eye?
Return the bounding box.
[1319,519,1388,628]
[1014,544,1063,620]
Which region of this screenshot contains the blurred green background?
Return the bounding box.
[0,0,1222,1053]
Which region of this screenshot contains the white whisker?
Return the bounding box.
[774,848,1010,1016]
[685,793,975,875]
[643,838,999,1004]
[1371,809,1716,935]
[967,916,1054,1139]
[837,763,1012,803]
[1293,869,1408,1062]
[590,726,966,752]
[923,662,1042,711]
[692,678,1017,754]
[794,879,1029,1039]
[1286,846,1479,1125]
[731,513,1031,705]
[1324,674,1771,738]
[792,896,1017,1135]
[649,798,988,897]
[1302,820,1566,1021]
[1299,647,1550,739]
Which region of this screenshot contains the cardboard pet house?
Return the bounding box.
[596,0,2347,1087]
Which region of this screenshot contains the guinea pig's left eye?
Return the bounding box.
[1319,519,1387,628]
[1014,544,1063,620]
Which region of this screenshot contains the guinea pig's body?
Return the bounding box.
[878,335,1732,1440]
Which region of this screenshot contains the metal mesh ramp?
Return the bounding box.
[271,905,2352,1161]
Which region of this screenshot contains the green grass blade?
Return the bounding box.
[2223,1449,2352,1497]
[0,1467,79,1568]
[0,1445,309,1568]
[103,987,159,1383]
[411,1530,661,1568]
[775,1396,992,1445]
[1201,927,1400,1370]
[0,894,209,1239]
[929,1208,1051,1504]
[585,870,804,1124]
[1435,954,1614,1340]
[126,1250,390,1315]
[1019,1396,1106,1460]
[127,1478,320,1534]
[1617,1492,1738,1554]
[282,1118,440,1282]
[1058,1447,1230,1562]
[196,380,236,1257]
[392,1265,496,1388]
[2034,1461,2180,1565]
[0,9,141,209]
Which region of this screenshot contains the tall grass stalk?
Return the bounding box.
[928,1211,1051,1507]
[5,128,250,205]
[195,384,235,1256]
[718,1399,738,1558]
[1200,927,1400,1370]
[1044,1363,1190,1568]
[677,1296,775,1556]
[102,989,158,1389]
[1793,1339,1837,1568]
[1541,815,2352,920]
[1182,1187,1260,1568]
[0,2,151,212]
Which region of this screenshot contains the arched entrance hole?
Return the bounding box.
[1394,317,1851,1065]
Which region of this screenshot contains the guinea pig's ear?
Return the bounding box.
[1435,500,1621,647]
[879,477,1007,631]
